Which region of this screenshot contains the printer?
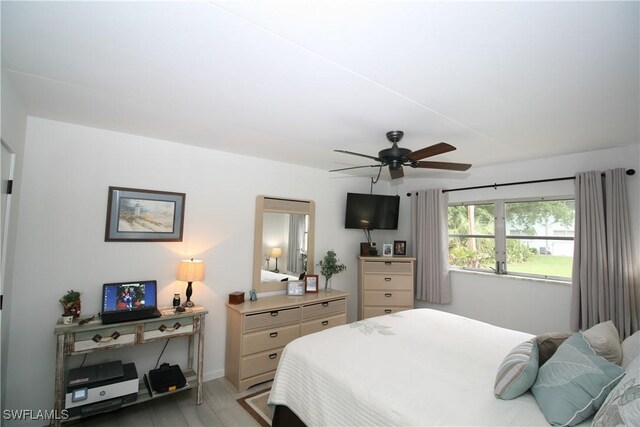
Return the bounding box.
[65,360,138,417]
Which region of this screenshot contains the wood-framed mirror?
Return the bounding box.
[253,196,315,293]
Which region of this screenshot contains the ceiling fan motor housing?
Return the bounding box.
[379,145,411,169]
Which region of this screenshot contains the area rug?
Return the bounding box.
[237,387,273,427]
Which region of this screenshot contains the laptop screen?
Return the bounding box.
[102,280,158,314]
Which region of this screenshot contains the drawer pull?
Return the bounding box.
[270,332,278,338]
[322,302,329,307]
[385,293,392,297]
[385,262,392,266]
[158,322,182,332]
[322,320,329,326]
[269,353,277,359]
[91,331,121,343]
[385,277,392,281]
[384,309,392,314]
[270,311,279,317]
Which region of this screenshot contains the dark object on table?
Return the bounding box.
[228,291,245,305]
[145,363,187,394]
[174,306,186,313]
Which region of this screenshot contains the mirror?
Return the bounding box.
[253,196,315,293]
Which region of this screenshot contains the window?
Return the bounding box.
[448,198,575,280]
[448,203,496,270]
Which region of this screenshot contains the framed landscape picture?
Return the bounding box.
[105,187,185,242]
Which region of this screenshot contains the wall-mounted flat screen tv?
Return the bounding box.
[344,193,400,230]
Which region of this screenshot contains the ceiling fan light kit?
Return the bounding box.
[331,130,472,179]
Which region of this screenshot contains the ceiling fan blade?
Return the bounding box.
[330,165,380,172]
[412,161,472,171]
[389,166,404,179]
[334,149,381,162]
[406,142,456,161]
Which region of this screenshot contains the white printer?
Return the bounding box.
[65,360,138,417]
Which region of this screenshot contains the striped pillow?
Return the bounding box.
[495,338,539,400]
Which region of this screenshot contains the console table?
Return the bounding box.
[53,306,207,425]
[225,290,348,392]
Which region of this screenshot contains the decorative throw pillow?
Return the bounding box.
[584,320,622,364]
[536,331,571,366]
[531,332,626,426]
[593,357,640,426]
[494,338,539,400]
[621,331,639,369]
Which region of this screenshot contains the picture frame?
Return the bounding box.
[286,280,306,296]
[105,186,186,242]
[304,274,319,293]
[393,240,407,256]
[382,243,393,257]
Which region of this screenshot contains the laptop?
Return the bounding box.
[101,280,162,324]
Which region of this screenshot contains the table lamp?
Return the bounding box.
[271,247,282,273]
[177,258,205,307]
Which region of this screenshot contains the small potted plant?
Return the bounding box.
[60,290,81,318]
[318,250,346,292]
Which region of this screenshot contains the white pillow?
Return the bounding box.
[621,331,639,369]
[584,320,622,364]
[593,357,639,427]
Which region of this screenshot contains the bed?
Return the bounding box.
[268,309,595,426]
[260,269,300,283]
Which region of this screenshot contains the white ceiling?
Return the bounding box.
[2,1,638,180]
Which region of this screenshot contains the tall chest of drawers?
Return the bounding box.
[358,256,415,320]
[225,290,348,391]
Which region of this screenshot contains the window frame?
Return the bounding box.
[448,195,574,282]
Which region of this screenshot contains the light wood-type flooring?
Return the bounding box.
[68,378,271,426]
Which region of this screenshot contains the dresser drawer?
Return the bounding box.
[363,274,413,290]
[363,307,410,319]
[74,325,137,352]
[241,348,283,379]
[244,307,301,333]
[364,290,413,307]
[144,318,194,340]
[302,298,346,321]
[362,260,413,274]
[301,313,346,336]
[242,324,300,356]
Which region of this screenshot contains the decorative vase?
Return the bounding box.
[325,277,332,292]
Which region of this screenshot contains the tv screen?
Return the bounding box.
[345,193,400,230]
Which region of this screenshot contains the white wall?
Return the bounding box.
[4,117,371,425]
[1,71,28,418]
[390,144,640,334]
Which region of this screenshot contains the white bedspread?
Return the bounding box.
[260,269,299,282]
[269,309,567,426]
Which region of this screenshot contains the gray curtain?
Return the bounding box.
[571,168,638,339]
[287,214,306,274]
[410,189,451,304]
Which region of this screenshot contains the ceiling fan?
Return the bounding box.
[330,130,472,179]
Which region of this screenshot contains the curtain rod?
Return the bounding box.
[406,168,636,196]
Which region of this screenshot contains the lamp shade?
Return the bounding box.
[177,259,205,282]
[271,247,282,258]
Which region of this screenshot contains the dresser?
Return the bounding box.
[358,256,415,320]
[225,290,348,392]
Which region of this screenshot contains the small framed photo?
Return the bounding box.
[393,240,407,256]
[304,274,319,293]
[105,187,185,242]
[286,280,306,296]
[382,243,393,257]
